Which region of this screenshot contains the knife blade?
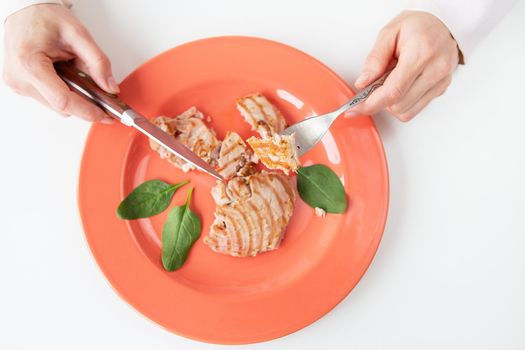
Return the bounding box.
[54,61,224,181]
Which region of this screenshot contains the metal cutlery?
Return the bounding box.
[54,61,224,181]
[280,71,390,156]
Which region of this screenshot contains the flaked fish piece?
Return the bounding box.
[149,107,221,171]
[204,172,296,257]
[236,93,287,138]
[211,176,252,206]
[315,207,326,218]
[247,133,300,175]
[216,131,258,179]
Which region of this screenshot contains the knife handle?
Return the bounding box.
[54,61,129,121]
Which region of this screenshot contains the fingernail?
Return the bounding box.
[344,111,359,118]
[100,117,114,125]
[355,72,369,87]
[107,76,120,93]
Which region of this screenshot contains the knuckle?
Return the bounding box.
[19,52,45,73]
[389,103,403,115]
[86,113,105,123]
[92,52,109,66]
[437,76,452,97]
[2,70,25,94]
[80,115,96,122]
[435,58,453,78]
[2,71,14,87]
[416,38,436,60]
[397,112,413,122]
[387,85,404,103]
[444,75,453,86]
[353,101,372,115]
[437,85,449,97]
[49,92,70,112]
[17,52,33,70]
[366,53,384,69]
[68,24,89,38]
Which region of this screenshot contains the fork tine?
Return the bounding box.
[279,71,390,156]
[281,112,338,156]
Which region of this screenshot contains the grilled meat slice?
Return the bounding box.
[204,172,296,257]
[247,133,300,175]
[149,107,221,171]
[216,131,258,179]
[236,93,287,138]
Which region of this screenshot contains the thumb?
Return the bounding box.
[355,26,397,89]
[65,25,119,94]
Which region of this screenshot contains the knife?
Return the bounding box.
[54,61,224,181]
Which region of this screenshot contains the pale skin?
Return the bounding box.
[3,6,460,123]
[348,11,460,121]
[2,4,117,123]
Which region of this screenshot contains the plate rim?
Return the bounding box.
[77,35,390,344]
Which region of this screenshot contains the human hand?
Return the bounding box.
[348,11,460,122]
[2,4,118,123]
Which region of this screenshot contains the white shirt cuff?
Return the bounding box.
[409,0,517,63]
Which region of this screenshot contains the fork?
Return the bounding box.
[280,71,390,156]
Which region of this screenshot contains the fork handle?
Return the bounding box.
[336,70,391,115]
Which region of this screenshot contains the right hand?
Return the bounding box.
[348,11,460,122]
[2,4,118,123]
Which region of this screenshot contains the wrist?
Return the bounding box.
[3,1,68,25]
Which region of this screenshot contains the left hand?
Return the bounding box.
[2,4,117,123]
[348,11,461,122]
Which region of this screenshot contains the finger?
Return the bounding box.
[350,52,424,116]
[18,83,70,116]
[27,87,59,112]
[388,70,436,115]
[3,72,69,116]
[72,59,89,75]
[389,57,455,115]
[392,75,451,122]
[355,26,397,89]
[26,54,112,122]
[63,25,119,93]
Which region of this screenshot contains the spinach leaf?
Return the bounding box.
[297,164,347,213]
[162,188,201,271]
[117,179,189,220]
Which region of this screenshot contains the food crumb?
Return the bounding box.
[206,115,212,123]
[315,207,326,218]
[181,163,194,172]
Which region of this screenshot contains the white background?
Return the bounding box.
[1,1,524,349]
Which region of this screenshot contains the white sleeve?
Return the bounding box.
[410,0,518,63]
[2,0,71,23]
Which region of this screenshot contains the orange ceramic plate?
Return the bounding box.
[78,37,389,344]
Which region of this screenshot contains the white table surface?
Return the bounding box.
[1,1,524,349]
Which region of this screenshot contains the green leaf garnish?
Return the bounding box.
[161,188,202,271]
[117,179,189,220]
[297,164,347,213]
